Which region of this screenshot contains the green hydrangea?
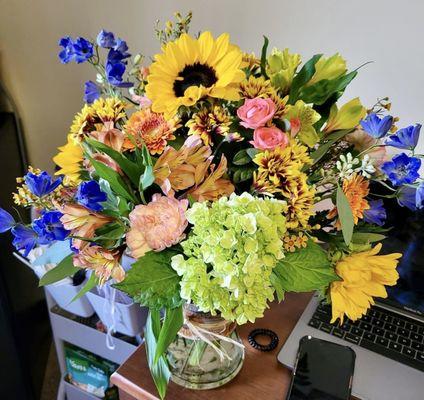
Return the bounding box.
[171,192,287,325]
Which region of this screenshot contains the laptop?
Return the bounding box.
[278,196,424,400]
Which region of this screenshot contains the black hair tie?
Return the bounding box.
[248,328,279,352]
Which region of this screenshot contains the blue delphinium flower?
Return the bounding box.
[73,37,94,63]
[0,207,15,233]
[97,30,116,48]
[32,211,70,243]
[397,186,418,210]
[416,183,424,209]
[363,200,387,226]
[75,180,107,211]
[105,37,132,88]
[113,39,130,57]
[386,124,421,150]
[58,37,75,64]
[24,171,62,198]
[11,224,38,256]
[84,81,101,104]
[381,153,421,186]
[360,113,393,138]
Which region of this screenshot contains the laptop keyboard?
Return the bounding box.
[308,303,424,372]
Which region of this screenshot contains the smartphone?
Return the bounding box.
[286,336,355,400]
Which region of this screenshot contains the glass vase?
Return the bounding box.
[166,304,245,390]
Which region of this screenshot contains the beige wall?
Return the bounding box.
[1,0,423,170]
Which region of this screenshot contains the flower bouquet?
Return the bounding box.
[2,11,423,398]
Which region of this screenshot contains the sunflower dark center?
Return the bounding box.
[173,62,218,97]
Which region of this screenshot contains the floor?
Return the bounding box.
[40,345,60,400]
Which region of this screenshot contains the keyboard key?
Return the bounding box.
[411,342,423,352]
[314,311,332,324]
[405,322,418,333]
[397,327,408,336]
[373,319,384,327]
[362,314,371,323]
[376,337,389,347]
[402,347,416,358]
[333,328,345,338]
[363,332,376,342]
[389,342,402,352]
[393,319,405,328]
[385,331,398,341]
[372,327,385,336]
[360,322,372,331]
[398,337,411,346]
[410,333,423,343]
[369,309,380,318]
[385,323,397,332]
[308,318,321,329]
[416,352,424,363]
[345,333,360,344]
[418,327,424,335]
[320,323,332,334]
[382,314,392,323]
[340,323,351,332]
[351,327,363,336]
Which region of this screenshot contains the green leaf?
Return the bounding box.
[233,149,251,166]
[246,148,259,159]
[337,184,354,245]
[154,306,183,365]
[270,272,285,302]
[273,240,338,292]
[139,165,155,192]
[145,310,171,400]
[142,145,153,166]
[298,71,357,105]
[86,138,142,186]
[232,165,255,183]
[260,35,269,78]
[71,273,98,302]
[88,156,137,203]
[39,254,78,286]
[113,248,183,310]
[95,223,126,240]
[310,129,351,165]
[352,232,386,244]
[289,54,322,104]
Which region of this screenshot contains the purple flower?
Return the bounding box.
[360,113,393,138]
[381,153,421,186]
[97,30,116,48]
[11,224,38,256]
[75,180,107,211]
[24,171,62,198]
[364,200,387,226]
[84,81,100,104]
[386,124,421,150]
[0,207,15,233]
[32,211,70,243]
[397,186,418,211]
[58,36,75,64]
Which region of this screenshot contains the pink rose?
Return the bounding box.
[237,98,276,129]
[126,194,188,258]
[250,126,289,151]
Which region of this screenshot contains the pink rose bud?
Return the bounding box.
[237,97,276,129]
[250,126,289,151]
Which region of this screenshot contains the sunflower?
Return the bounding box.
[146,32,245,118]
[328,173,370,228]
[330,243,401,323]
[186,105,232,145]
[52,134,83,185]
[123,108,179,154]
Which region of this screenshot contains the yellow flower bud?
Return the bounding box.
[309,53,347,85]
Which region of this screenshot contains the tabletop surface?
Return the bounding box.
[111,292,313,400]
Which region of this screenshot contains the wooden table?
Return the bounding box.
[111,292,312,400]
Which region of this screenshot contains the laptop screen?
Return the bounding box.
[378,195,424,316]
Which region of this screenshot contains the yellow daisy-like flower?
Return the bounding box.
[239,75,275,99]
[69,97,127,142]
[283,235,297,252]
[123,108,179,155]
[242,52,260,72]
[52,134,83,185]
[330,243,401,323]
[186,105,232,145]
[146,31,245,118]
[328,173,370,228]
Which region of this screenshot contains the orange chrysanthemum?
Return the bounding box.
[328,173,370,228]
[123,108,179,155]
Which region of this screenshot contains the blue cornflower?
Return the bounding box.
[97,30,116,48]
[381,153,421,186]
[73,37,94,63]
[360,113,393,138]
[363,200,387,226]
[32,211,70,243]
[24,171,62,198]
[11,224,38,256]
[58,36,75,64]
[84,81,101,104]
[0,207,15,233]
[397,186,418,211]
[386,124,421,150]
[416,183,424,209]
[75,180,107,211]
